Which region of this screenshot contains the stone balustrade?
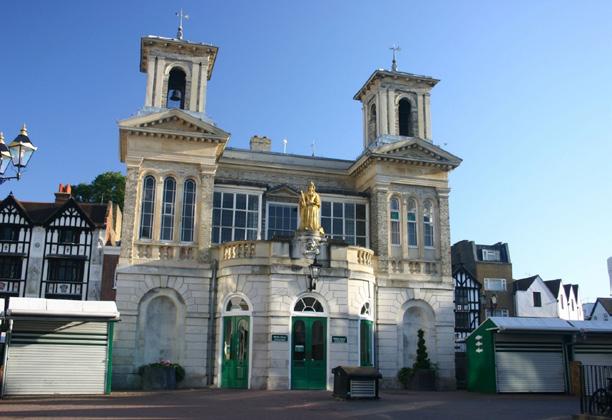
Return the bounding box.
[221,241,257,260]
[135,242,198,261]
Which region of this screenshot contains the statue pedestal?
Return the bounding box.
[291,231,328,261]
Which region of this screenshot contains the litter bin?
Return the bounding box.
[332,366,382,399]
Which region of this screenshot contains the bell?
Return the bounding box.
[170,89,182,102]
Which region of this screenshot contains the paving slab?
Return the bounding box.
[0,389,579,419]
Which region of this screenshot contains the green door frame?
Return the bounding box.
[360,319,373,367]
[291,316,327,390]
[221,315,250,389]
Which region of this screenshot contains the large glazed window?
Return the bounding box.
[45,258,85,299]
[267,203,298,239]
[390,198,400,246]
[398,98,413,136]
[139,176,156,239]
[321,200,367,247]
[423,200,434,248]
[180,180,196,242]
[407,199,418,247]
[160,177,176,241]
[212,190,260,244]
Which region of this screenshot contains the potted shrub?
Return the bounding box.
[138,359,186,390]
[397,329,437,390]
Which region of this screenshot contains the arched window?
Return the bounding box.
[407,199,418,247]
[180,180,196,242]
[368,103,377,143]
[160,177,176,241]
[360,302,371,316]
[139,176,156,239]
[390,197,400,246]
[225,296,250,312]
[294,296,324,313]
[167,68,186,109]
[398,98,413,137]
[423,200,434,248]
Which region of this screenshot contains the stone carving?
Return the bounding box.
[298,181,324,235]
[357,249,373,266]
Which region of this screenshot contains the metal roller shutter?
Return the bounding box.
[3,320,109,395]
[574,344,612,366]
[495,342,566,393]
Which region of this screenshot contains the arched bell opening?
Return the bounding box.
[166,68,187,109]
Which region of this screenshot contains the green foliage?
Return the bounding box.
[397,367,413,388]
[413,329,432,370]
[72,171,125,209]
[138,360,186,383]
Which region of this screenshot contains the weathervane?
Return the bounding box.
[390,44,401,72]
[176,9,189,40]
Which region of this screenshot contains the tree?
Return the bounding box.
[413,329,431,370]
[72,171,126,209]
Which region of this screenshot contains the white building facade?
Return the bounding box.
[513,275,558,317]
[112,34,461,390]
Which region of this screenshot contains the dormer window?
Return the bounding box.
[0,225,20,242]
[58,229,80,244]
[167,67,186,109]
[398,98,413,137]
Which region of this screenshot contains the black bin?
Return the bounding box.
[332,366,382,399]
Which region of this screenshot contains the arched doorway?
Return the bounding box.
[291,295,327,390]
[221,295,252,389]
[359,302,374,367]
[401,301,436,368]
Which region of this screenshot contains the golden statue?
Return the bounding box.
[298,181,324,234]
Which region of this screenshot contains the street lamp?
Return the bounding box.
[0,124,37,184]
[308,257,322,292]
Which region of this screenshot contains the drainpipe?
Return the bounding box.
[374,282,380,370]
[206,259,219,386]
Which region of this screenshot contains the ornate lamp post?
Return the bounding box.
[0,124,38,184]
[308,257,322,292]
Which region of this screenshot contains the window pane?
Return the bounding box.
[236,194,247,209]
[235,211,246,228]
[213,191,221,207]
[322,202,331,217]
[160,178,176,241]
[356,204,366,220]
[248,195,258,210]
[333,203,343,217]
[139,176,156,239]
[222,193,233,208]
[345,203,355,219]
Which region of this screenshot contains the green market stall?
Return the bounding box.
[466,317,575,393]
[1,298,119,396]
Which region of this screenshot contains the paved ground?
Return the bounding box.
[0,389,579,419]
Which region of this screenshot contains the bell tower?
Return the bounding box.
[354,63,439,149]
[140,35,218,115]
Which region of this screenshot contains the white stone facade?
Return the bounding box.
[112,34,461,390]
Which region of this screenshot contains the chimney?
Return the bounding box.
[249,135,272,152]
[55,183,72,204]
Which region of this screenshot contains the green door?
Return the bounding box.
[221,316,249,389]
[291,317,327,390]
[360,319,373,367]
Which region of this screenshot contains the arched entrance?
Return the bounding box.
[359,302,374,367]
[401,300,436,368]
[221,295,252,389]
[291,295,327,390]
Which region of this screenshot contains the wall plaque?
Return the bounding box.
[332,336,347,344]
[271,334,288,342]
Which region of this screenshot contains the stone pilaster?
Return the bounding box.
[120,164,140,260]
[437,188,451,277]
[197,166,216,261]
[370,188,389,273]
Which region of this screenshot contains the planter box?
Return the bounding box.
[408,369,436,391]
[141,366,177,390]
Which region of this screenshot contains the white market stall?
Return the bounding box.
[1,298,119,396]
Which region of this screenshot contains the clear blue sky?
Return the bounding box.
[2,1,611,302]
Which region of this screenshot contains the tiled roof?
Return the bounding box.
[513,275,539,292]
[2,195,108,228]
[545,279,562,297]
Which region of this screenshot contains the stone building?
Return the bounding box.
[112,32,462,390]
